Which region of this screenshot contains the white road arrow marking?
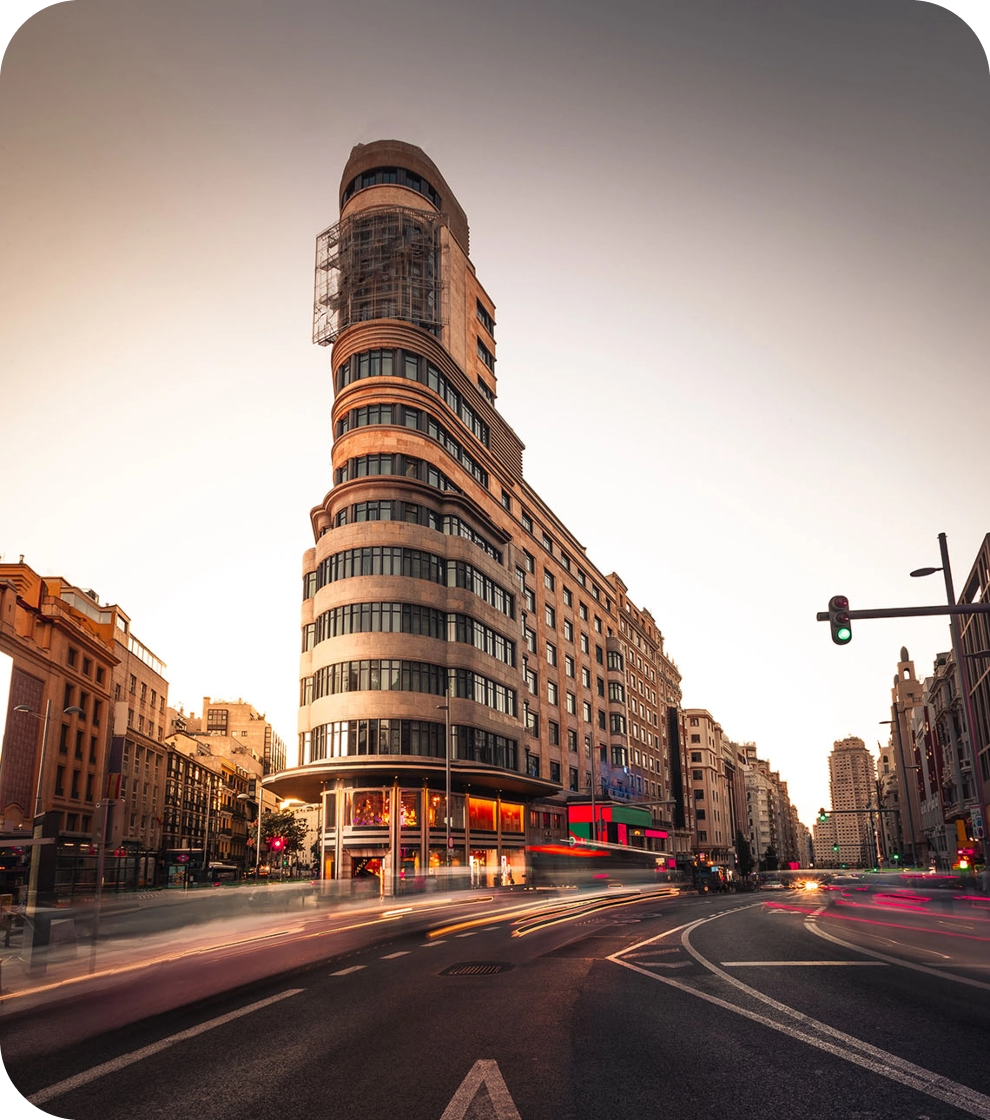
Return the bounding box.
[440,1059,522,1120]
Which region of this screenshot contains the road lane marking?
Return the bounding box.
[381,951,411,959]
[807,913,990,991]
[422,939,447,946]
[720,960,886,967]
[27,988,304,1106]
[440,1059,521,1120]
[613,951,990,1118]
[455,932,478,938]
[331,965,366,975]
[611,909,990,1119]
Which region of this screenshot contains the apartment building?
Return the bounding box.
[267,140,687,890]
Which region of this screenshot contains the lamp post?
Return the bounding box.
[911,533,987,887]
[13,702,84,967]
[436,689,452,876]
[236,782,262,880]
[13,702,85,817]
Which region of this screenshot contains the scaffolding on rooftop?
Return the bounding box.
[313,205,447,346]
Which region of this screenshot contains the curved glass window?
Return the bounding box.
[306,718,446,762]
[335,348,489,447]
[447,560,514,618]
[305,661,516,717]
[333,454,461,493]
[341,166,441,209]
[315,547,446,591]
[336,404,489,487]
[305,602,514,667]
[315,602,447,643]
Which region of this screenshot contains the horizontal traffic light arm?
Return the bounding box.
[817,603,990,623]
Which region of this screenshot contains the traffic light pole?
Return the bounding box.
[817,604,990,622]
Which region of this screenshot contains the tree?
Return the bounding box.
[260,809,307,855]
[763,845,779,871]
[735,830,753,877]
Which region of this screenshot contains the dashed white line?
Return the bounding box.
[381,951,411,959]
[28,989,304,1106]
[455,932,478,938]
[330,965,366,976]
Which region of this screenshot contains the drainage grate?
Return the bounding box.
[441,962,511,976]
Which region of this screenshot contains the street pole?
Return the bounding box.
[591,739,600,842]
[33,699,52,817]
[444,687,451,873]
[937,533,987,888]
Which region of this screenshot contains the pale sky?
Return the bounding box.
[1,0,988,831]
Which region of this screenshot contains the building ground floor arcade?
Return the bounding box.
[265,759,560,894]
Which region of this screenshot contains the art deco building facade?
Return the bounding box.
[268,141,687,889]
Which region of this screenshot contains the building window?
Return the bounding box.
[524,550,535,574]
[477,337,495,371]
[563,619,573,642]
[566,692,576,714]
[690,734,701,743]
[501,490,511,511]
[550,760,561,783]
[544,570,555,592]
[522,511,533,533]
[547,680,558,705]
[569,766,579,791]
[546,642,557,667]
[568,729,578,753]
[67,647,78,667]
[541,532,553,553]
[477,300,495,337]
[583,701,592,722]
[549,722,560,746]
[545,605,556,629]
[563,588,573,607]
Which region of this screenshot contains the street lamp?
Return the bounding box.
[911,533,987,886]
[236,784,263,879]
[436,691,452,874]
[13,703,85,817]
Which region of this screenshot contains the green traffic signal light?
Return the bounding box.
[828,595,852,645]
[817,807,828,823]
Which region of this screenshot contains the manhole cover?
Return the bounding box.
[441,962,512,976]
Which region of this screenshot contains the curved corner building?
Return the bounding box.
[270,140,687,890]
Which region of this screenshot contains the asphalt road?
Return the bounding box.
[3,888,989,1120]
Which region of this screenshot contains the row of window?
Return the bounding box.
[302,660,517,716]
[66,646,107,685]
[336,403,489,487]
[303,720,517,772]
[335,349,489,447]
[300,602,515,670]
[327,501,502,564]
[333,453,462,494]
[341,165,442,209]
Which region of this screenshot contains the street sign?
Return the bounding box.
[447,837,454,848]
[971,806,985,841]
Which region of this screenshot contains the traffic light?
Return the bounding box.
[832,843,839,852]
[818,808,828,823]
[828,595,852,645]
